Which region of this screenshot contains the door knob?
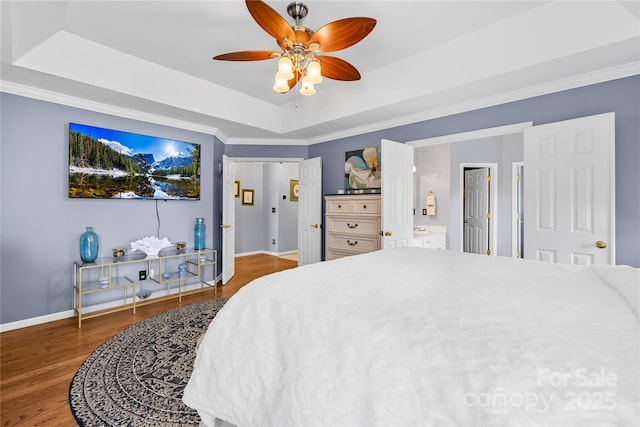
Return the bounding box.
[310,224,319,229]
[464,219,469,224]
[595,240,607,249]
[220,224,231,229]
[384,231,392,236]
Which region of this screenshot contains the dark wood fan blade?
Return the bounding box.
[317,56,361,81]
[309,18,376,52]
[213,51,279,61]
[287,70,302,91]
[246,0,295,45]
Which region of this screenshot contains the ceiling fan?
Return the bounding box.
[213,0,376,96]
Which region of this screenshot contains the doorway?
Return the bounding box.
[233,160,300,257]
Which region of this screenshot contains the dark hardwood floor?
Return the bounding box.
[0,254,297,426]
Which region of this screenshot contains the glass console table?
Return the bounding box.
[73,248,217,328]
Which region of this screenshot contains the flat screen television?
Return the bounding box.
[68,123,200,200]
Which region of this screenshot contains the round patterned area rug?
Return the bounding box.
[69,298,228,426]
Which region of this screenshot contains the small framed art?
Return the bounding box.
[290,179,299,202]
[242,189,254,206]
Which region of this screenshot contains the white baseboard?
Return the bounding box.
[0,310,75,333]
[0,273,223,332]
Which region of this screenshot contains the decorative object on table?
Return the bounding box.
[136,289,152,299]
[194,218,206,250]
[69,299,228,427]
[234,181,240,198]
[176,241,186,251]
[130,236,172,257]
[178,263,187,277]
[112,247,126,258]
[242,189,254,206]
[290,179,299,202]
[99,276,109,288]
[79,226,99,263]
[162,272,171,281]
[344,145,381,190]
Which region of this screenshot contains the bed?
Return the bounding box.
[183,247,639,426]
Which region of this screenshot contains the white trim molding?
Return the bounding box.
[2,62,638,146]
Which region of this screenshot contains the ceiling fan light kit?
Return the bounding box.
[214,0,376,97]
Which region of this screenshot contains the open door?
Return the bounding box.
[381,139,414,248]
[298,157,322,266]
[221,155,235,283]
[524,112,615,265]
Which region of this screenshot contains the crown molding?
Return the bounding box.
[0,80,223,138]
[305,61,640,145]
[225,137,308,146]
[2,62,638,147]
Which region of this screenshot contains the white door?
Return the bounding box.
[463,167,490,255]
[512,162,525,258]
[381,139,414,248]
[298,157,322,266]
[221,155,235,283]
[524,112,615,265]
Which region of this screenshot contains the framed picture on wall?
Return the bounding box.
[344,145,381,190]
[290,179,299,202]
[242,189,254,206]
[234,181,240,198]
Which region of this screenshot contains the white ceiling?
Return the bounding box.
[1,1,639,143]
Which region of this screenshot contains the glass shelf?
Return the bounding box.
[73,248,217,328]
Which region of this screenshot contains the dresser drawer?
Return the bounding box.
[326,200,353,213]
[353,199,379,214]
[326,233,379,253]
[326,216,379,235]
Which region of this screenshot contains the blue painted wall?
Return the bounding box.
[1,74,638,325]
[309,75,640,267]
[0,93,217,324]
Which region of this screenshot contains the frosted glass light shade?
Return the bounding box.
[306,59,323,84]
[273,72,289,93]
[277,56,294,80]
[300,76,316,96]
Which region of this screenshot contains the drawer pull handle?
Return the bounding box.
[363,205,367,208]
[338,204,342,208]
[347,240,358,246]
[347,223,358,229]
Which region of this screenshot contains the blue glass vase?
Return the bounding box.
[79,226,99,263]
[194,218,205,250]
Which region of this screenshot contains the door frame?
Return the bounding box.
[224,157,303,273]
[460,163,498,256]
[511,161,524,258]
[406,122,532,254]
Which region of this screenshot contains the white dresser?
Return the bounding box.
[324,194,381,260]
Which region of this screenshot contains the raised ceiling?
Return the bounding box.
[1,1,639,143]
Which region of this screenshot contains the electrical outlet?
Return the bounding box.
[149,269,154,278]
[139,270,147,281]
[272,239,276,245]
[422,209,427,215]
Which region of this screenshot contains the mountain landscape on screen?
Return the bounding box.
[68,123,200,200]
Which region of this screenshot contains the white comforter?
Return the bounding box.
[183,248,639,426]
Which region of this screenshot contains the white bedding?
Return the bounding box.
[183,247,639,426]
